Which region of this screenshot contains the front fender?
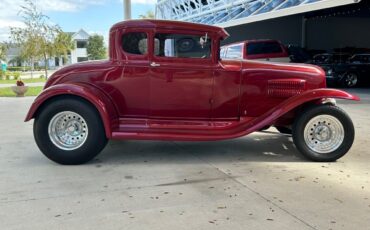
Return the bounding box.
[240,88,359,135]
[25,83,118,138]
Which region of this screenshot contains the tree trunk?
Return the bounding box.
[30,58,34,79]
[43,53,48,79]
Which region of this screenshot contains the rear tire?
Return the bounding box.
[341,72,358,88]
[292,105,354,162]
[34,98,108,165]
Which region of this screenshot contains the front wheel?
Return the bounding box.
[34,98,108,165]
[292,105,354,162]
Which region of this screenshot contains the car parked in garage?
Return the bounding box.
[25,20,359,165]
[221,39,291,62]
[314,53,370,87]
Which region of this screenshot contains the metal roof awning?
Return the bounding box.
[217,0,362,28]
[156,0,362,28]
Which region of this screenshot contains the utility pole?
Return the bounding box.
[123,0,131,20]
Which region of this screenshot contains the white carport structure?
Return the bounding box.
[156,0,368,51]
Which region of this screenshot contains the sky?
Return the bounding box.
[0,0,156,42]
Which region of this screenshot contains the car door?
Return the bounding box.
[149,31,214,120]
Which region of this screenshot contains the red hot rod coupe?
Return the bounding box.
[25,20,359,165]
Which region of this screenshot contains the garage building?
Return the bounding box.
[155,0,369,52]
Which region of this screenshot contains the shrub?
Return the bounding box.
[7,66,31,72]
[5,72,11,80]
[39,75,45,79]
[12,72,21,80]
[0,70,5,80]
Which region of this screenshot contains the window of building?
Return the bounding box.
[76,40,87,49]
[247,42,283,55]
[154,33,211,59]
[225,45,243,59]
[122,32,148,55]
[77,57,88,62]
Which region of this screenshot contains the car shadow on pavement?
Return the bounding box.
[94,132,307,165]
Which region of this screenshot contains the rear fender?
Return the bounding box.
[25,83,118,138]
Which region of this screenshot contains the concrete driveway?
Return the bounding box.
[0,89,369,230]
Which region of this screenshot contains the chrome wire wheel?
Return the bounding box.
[48,111,89,151]
[303,115,344,154]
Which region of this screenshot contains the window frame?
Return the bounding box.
[76,40,88,49]
[119,29,151,61]
[152,30,214,64]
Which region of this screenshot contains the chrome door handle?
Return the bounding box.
[150,62,160,67]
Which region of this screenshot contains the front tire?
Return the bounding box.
[292,105,354,162]
[34,98,108,165]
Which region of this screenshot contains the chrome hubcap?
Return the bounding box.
[304,115,344,154]
[48,111,88,150]
[344,74,357,87]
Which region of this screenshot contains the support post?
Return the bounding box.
[301,15,307,48]
[124,0,131,20]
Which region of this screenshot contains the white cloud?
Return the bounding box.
[0,19,25,29]
[0,0,157,41]
[0,0,111,41]
[38,0,107,12]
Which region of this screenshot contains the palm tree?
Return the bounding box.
[139,10,155,19]
[54,31,75,66]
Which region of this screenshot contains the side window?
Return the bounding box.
[154,33,211,59]
[225,45,243,59]
[122,32,148,55]
[247,42,283,55]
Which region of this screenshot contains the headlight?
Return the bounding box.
[326,69,333,76]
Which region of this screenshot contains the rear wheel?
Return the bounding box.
[34,98,108,165]
[292,105,354,162]
[341,72,358,88]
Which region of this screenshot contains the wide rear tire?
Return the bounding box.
[292,105,354,162]
[34,98,108,165]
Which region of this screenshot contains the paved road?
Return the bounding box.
[0,91,369,230]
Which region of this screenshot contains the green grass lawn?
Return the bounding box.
[0,86,43,97]
[0,78,46,84]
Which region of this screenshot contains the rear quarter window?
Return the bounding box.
[122,32,148,55]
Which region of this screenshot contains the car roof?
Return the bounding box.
[110,19,229,39]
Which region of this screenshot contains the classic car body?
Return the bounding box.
[25,20,359,164]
